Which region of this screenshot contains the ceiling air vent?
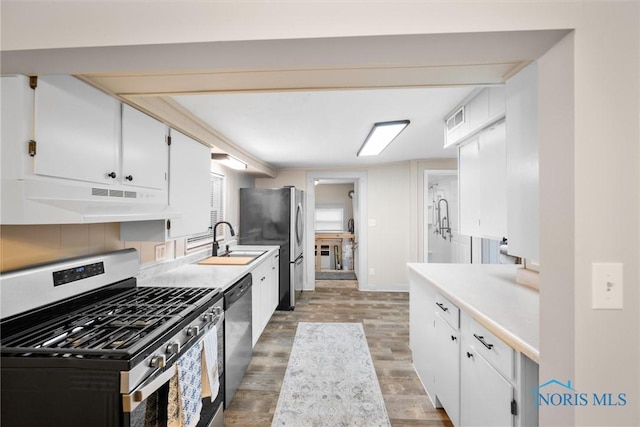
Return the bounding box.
[446,106,465,132]
[92,188,109,197]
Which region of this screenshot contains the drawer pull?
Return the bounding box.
[466,351,474,359]
[451,335,457,342]
[473,334,494,350]
[436,302,449,312]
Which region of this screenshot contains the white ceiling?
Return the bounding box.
[172,86,474,169]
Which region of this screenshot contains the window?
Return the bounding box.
[186,173,225,250]
[315,205,344,232]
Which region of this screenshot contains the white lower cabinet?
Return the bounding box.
[409,270,538,427]
[461,344,514,427]
[409,270,437,396]
[251,251,278,347]
[270,252,280,312]
[434,315,460,426]
[461,313,516,426]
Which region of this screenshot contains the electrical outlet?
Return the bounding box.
[155,244,166,262]
[592,263,623,309]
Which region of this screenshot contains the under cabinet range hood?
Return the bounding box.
[1,178,181,224]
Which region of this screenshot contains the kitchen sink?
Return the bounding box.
[222,250,267,258]
[198,250,267,266]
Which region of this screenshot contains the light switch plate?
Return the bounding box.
[592,263,623,310]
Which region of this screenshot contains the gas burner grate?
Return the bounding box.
[1,286,218,359]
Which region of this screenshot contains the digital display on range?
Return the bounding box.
[53,262,105,287]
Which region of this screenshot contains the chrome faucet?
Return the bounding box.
[212,221,235,256]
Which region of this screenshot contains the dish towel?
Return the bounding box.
[201,326,220,401]
[168,341,203,427]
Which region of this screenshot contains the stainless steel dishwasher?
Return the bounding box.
[223,273,253,407]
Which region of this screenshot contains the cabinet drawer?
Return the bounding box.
[434,293,460,329]
[467,318,514,380]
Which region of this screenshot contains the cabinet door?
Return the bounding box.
[34,75,119,184]
[167,130,210,238]
[434,315,460,426]
[1,75,33,180]
[478,121,507,240]
[121,104,168,190]
[465,88,489,131]
[270,253,280,312]
[251,268,263,348]
[461,346,514,427]
[458,137,481,237]
[409,274,437,399]
[251,261,270,346]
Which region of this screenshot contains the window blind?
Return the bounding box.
[186,173,225,250]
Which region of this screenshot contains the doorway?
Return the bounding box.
[424,170,471,264]
[305,171,368,291]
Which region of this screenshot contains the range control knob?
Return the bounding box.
[214,306,223,316]
[166,342,181,354]
[186,325,200,337]
[202,312,215,322]
[150,355,166,368]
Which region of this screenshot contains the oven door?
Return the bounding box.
[124,315,224,427]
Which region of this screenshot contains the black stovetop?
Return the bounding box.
[0,280,220,360]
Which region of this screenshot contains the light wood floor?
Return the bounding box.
[223,280,453,426]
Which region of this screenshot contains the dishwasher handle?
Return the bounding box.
[224,274,252,308]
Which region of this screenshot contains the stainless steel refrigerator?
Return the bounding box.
[239,186,304,310]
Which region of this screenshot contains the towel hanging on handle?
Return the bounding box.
[168,341,203,427]
[201,326,220,401]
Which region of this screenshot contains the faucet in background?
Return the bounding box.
[212,221,235,256]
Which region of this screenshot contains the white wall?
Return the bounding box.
[2,2,639,425]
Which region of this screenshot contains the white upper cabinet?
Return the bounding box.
[459,121,507,240]
[34,76,169,191]
[1,74,179,224]
[121,104,168,191]
[1,75,33,181]
[119,129,210,240]
[34,75,120,185]
[506,62,539,261]
[458,137,481,236]
[444,86,506,148]
[167,129,210,238]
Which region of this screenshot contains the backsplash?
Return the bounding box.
[0,223,173,272]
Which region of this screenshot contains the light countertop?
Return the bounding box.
[408,263,539,363]
[138,245,279,293]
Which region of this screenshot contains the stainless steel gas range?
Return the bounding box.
[0,249,224,427]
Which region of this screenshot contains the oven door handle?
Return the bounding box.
[122,364,177,413]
